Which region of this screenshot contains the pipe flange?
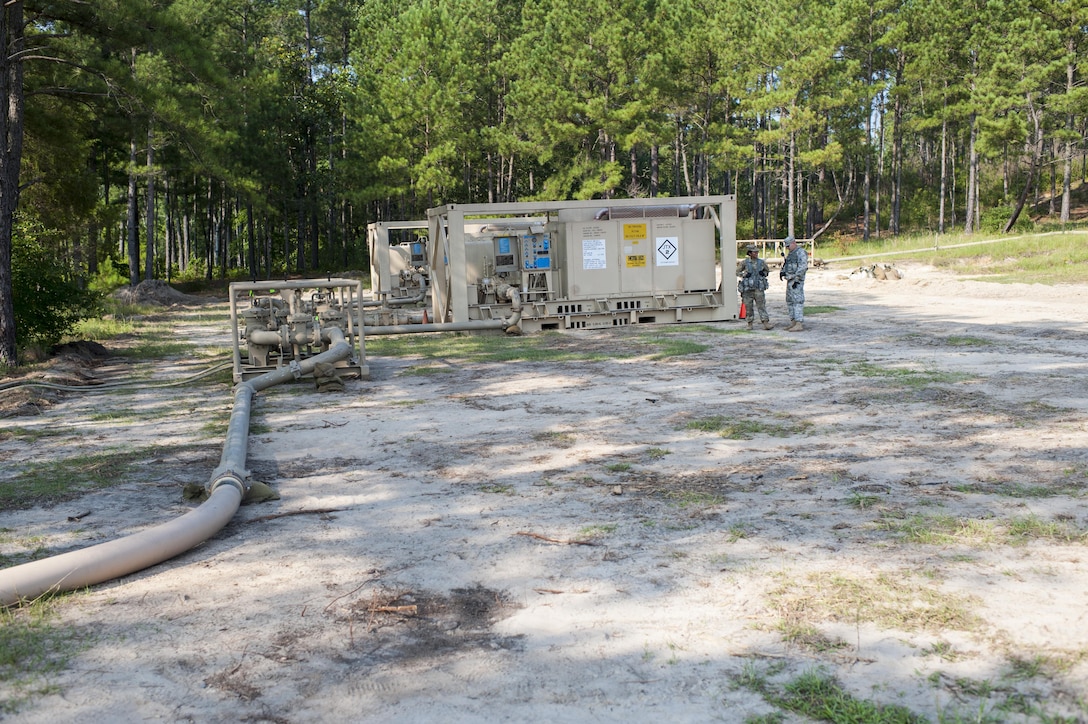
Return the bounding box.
[289,360,303,379]
[208,472,248,497]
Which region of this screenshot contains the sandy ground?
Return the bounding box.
[2,262,1088,723]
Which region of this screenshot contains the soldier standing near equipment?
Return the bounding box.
[736,244,773,330]
[780,236,808,331]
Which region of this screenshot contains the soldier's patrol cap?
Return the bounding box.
[745,244,759,254]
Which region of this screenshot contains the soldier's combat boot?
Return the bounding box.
[788,321,804,332]
[762,320,773,330]
[747,319,754,330]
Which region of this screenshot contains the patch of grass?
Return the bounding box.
[644,447,670,460]
[0,531,51,568]
[652,324,730,335]
[0,599,88,715]
[635,332,709,359]
[778,669,923,722]
[953,480,1083,498]
[200,419,230,438]
[877,513,1086,546]
[931,672,996,698]
[876,513,998,546]
[943,335,992,347]
[1004,654,1048,682]
[70,315,139,341]
[117,340,197,359]
[770,571,983,633]
[844,361,973,388]
[605,462,632,473]
[803,305,843,315]
[848,492,882,509]
[665,490,726,509]
[368,331,635,363]
[369,327,720,363]
[87,408,146,423]
[682,414,811,439]
[770,669,924,723]
[776,623,850,654]
[684,415,728,432]
[479,483,514,495]
[725,524,751,542]
[1005,515,1084,544]
[1,444,181,509]
[0,426,70,443]
[533,430,576,448]
[921,640,962,661]
[70,300,158,339]
[578,524,617,539]
[387,399,427,407]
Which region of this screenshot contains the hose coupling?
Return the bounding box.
[208,467,249,496]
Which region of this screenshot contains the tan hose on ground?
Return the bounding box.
[0,328,353,607]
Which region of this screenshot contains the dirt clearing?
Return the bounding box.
[1,262,1087,722]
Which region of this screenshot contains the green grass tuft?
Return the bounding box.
[0,600,89,715]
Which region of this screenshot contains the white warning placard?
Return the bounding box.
[656,236,679,266]
[582,238,607,270]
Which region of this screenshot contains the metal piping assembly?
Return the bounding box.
[0,328,353,608]
[229,278,368,383]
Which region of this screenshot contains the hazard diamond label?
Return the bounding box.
[656,237,679,266]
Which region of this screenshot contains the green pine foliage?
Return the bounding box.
[1,0,1087,367]
[11,222,100,352]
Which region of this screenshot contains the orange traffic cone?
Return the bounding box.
[422,309,429,324]
[739,302,747,319]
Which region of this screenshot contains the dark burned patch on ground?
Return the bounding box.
[334,584,524,665]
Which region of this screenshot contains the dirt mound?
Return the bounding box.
[0,387,57,418]
[49,340,110,361]
[113,279,205,306]
[0,341,114,418]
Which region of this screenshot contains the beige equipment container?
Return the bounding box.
[425,196,738,333]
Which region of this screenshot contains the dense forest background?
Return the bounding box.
[1,0,1086,364]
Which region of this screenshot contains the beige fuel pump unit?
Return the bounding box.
[367,221,430,308]
[228,278,369,383]
[426,195,738,333]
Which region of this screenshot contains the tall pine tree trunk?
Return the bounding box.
[786,128,796,238]
[891,55,904,235]
[144,125,155,282]
[650,144,659,198]
[0,1,25,367]
[938,114,948,234]
[1061,50,1075,223]
[1005,97,1042,233]
[965,113,978,234]
[127,138,140,286]
[863,104,872,242]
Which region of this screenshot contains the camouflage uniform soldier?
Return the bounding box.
[780,236,808,332]
[736,244,773,330]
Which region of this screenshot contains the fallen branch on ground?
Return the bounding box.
[367,605,418,614]
[246,508,344,523]
[516,531,599,546]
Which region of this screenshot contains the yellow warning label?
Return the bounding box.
[626,254,646,268]
[623,223,647,240]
